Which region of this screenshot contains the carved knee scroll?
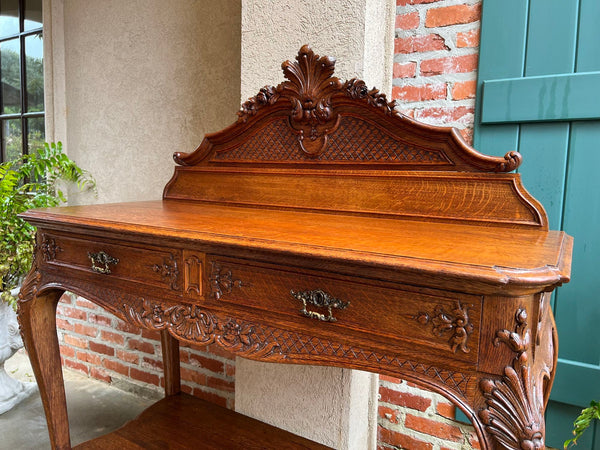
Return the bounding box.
[478,307,555,450]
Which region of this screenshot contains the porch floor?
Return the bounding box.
[0,350,154,449]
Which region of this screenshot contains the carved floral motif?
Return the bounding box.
[124,299,279,357]
[209,262,244,300]
[238,86,280,122]
[40,236,62,261]
[152,253,180,290]
[120,296,469,396]
[278,45,342,156]
[414,301,473,353]
[237,45,401,158]
[479,308,549,450]
[343,79,399,117]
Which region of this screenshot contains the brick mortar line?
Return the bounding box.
[58,331,235,377]
[57,314,236,364]
[396,0,481,14]
[393,46,479,62]
[181,381,235,399]
[396,22,481,40]
[182,348,235,365]
[392,73,478,87]
[396,99,476,110]
[378,416,474,450]
[396,21,480,37]
[180,361,233,380]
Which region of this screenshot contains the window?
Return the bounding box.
[0,0,43,163]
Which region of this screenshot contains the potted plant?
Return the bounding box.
[0,142,95,414]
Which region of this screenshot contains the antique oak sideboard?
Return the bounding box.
[19,46,572,449]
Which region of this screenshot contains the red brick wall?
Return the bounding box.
[392,0,480,145]
[379,0,482,448]
[378,376,480,450]
[56,294,235,409]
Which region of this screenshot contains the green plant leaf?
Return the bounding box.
[564,400,600,449]
[1,141,96,309]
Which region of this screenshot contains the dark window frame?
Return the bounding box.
[0,0,44,163]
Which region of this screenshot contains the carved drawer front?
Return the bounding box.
[40,233,181,291]
[207,257,481,363]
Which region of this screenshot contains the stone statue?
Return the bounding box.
[0,298,37,414]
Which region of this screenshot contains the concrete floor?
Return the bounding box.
[0,350,155,449]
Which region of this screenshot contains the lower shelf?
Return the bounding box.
[74,393,331,449]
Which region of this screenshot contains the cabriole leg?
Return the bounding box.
[18,287,69,450]
[478,302,556,449]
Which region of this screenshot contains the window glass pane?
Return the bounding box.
[1,38,21,114]
[26,116,44,153]
[0,0,19,38]
[2,118,22,161]
[25,32,43,112]
[24,0,42,31]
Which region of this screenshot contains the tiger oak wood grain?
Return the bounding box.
[18,45,572,449]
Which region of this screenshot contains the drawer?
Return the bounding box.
[40,233,182,292]
[206,256,481,362]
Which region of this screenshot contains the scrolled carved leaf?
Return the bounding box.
[343,78,399,117]
[493,307,529,353]
[17,268,42,304]
[278,45,343,156]
[495,151,522,173]
[175,45,530,174]
[122,299,279,357]
[479,308,549,450]
[280,45,340,124]
[238,85,280,123]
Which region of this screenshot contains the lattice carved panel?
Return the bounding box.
[212,116,450,164]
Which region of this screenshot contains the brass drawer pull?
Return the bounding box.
[88,251,119,274]
[291,289,349,322]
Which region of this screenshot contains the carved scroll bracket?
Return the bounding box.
[479,308,550,450]
[414,301,474,353]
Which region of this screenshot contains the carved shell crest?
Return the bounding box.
[238,45,400,158]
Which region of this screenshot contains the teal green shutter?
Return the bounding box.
[475,0,600,447]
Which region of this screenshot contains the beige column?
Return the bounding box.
[236,1,395,448]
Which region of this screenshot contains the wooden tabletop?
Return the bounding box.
[21,199,572,292]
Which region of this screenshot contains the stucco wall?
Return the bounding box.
[240,0,394,100]
[46,0,241,204]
